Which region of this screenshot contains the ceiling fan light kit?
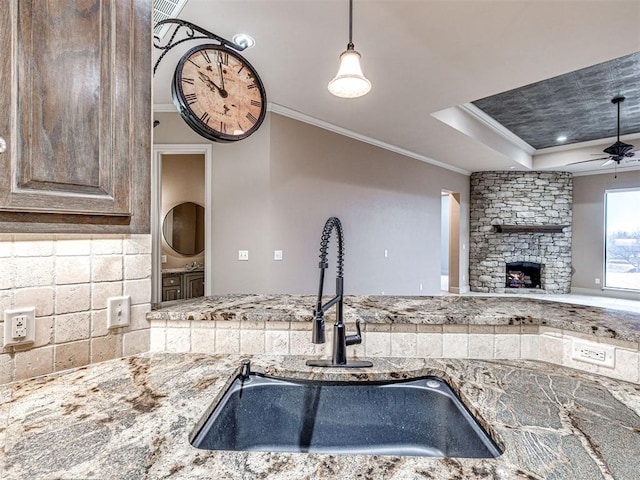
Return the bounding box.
[328,0,371,98]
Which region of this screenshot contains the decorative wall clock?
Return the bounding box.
[154,19,267,142]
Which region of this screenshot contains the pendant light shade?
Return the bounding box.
[328,0,371,98]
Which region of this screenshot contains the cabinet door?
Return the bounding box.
[0,0,151,233]
[184,272,205,299]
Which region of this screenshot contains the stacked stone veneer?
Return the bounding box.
[469,172,572,293]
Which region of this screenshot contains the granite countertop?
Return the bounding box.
[147,294,640,343]
[2,353,640,479]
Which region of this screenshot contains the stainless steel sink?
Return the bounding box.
[191,374,502,458]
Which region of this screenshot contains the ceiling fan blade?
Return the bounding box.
[567,157,609,165]
[601,159,614,167]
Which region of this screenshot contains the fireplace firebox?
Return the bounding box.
[505,262,541,289]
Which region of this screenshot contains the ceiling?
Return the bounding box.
[152,0,640,176]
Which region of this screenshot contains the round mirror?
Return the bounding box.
[162,202,205,256]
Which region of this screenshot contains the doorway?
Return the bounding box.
[441,191,461,294]
[152,144,213,305]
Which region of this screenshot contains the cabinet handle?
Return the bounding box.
[0,137,6,154]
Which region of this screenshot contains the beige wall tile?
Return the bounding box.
[468,334,494,359]
[417,333,443,358]
[91,335,121,363]
[56,256,91,285]
[149,328,166,352]
[494,326,521,335]
[55,284,91,314]
[54,312,91,343]
[191,329,216,354]
[123,279,152,306]
[289,331,318,355]
[215,320,240,329]
[92,256,123,282]
[416,324,443,333]
[0,354,13,384]
[14,287,54,316]
[495,335,521,359]
[53,340,90,372]
[443,325,468,334]
[539,335,563,365]
[215,329,240,354]
[265,330,290,355]
[442,334,468,358]
[56,238,91,256]
[520,335,539,360]
[14,257,55,287]
[240,330,265,354]
[390,333,417,357]
[166,328,191,352]
[365,332,391,356]
[124,255,151,280]
[0,259,13,290]
[366,324,391,332]
[92,282,123,310]
[265,321,290,330]
[469,325,494,334]
[92,310,109,337]
[33,316,53,348]
[539,326,563,337]
[91,238,123,255]
[15,346,54,380]
[13,238,54,257]
[391,324,417,333]
[241,320,265,330]
[128,304,151,332]
[289,321,309,331]
[54,340,90,371]
[608,349,639,383]
[122,329,150,357]
[124,235,152,254]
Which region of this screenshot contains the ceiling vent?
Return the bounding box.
[153,0,189,38]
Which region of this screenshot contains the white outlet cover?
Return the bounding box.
[238,250,249,261]
[274,250,283,261]
[107,296,131,329]
[3,307,36,347]
[571,339,615,368]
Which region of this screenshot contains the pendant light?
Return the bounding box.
[328,0,371,98]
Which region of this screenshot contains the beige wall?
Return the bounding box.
[161,154,205,269]
[572,170,640,295]
[154,111,470,295]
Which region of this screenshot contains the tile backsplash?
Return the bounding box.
[0,234,152,384]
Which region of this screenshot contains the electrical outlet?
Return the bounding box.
[107,296,131,329]
[571,339,615,368]
[595,278,601,285]
[238,250,249,261]
[274,250,283,261]
[3,307,36,347]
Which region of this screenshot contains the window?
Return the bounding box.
[604,188,640,291]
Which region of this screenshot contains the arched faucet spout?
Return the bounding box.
[306,217,372,368]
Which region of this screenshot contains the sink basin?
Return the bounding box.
[191,374,502,458]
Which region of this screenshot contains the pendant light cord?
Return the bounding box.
[348,0,354,48]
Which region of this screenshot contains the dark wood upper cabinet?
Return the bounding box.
[0,0,151,233]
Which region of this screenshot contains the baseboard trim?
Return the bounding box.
[571,287,640,301]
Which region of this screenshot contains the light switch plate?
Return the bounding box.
[107,296,131,329]
[3,307,36,347]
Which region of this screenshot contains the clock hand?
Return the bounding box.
[218,63,226,93]
[198,71,224,95]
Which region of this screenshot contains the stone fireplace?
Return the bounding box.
[469,172,572,294]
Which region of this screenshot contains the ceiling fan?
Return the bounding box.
[570,95,639,168]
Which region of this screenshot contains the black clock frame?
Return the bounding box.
[172,44,267,143]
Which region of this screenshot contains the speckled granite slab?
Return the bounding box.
[2,353,640,479]
[148,294,640,342]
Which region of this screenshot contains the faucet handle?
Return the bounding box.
[345,319,363,346]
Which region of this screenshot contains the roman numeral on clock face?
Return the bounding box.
[185,93,197,105]
[200,112,210,125]
[246,112,258,124]
[250,100,262,108]
[182,77,195,85]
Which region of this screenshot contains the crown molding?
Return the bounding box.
[268,103,470,176]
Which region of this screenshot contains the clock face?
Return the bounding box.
[172,44,267,142]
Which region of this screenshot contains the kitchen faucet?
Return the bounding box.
[306,217,372,368]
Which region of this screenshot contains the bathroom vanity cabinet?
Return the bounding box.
[0,0,151,234]
[162,270,205,301]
